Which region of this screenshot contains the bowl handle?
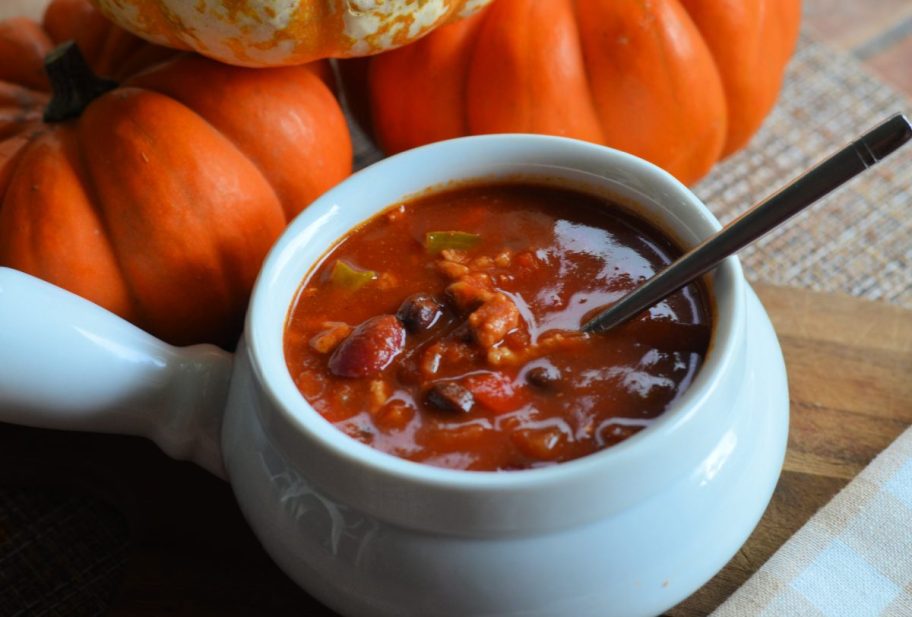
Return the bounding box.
[0,267,233,479]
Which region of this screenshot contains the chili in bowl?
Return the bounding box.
[232,135,788,617]
[284,183,712,471]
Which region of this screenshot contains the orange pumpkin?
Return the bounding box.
[349,0,801,185]
[88,0,495,67]
[0,0,352,348]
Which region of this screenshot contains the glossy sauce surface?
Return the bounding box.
[284,185,711,471]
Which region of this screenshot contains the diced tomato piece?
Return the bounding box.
[464,373,524,413]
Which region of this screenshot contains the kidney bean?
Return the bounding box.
[328,315,406,378]
[425,382,474,414]
[396,293,444,333]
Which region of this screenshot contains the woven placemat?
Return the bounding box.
[1,29,910,617]
[0,485,128,617]
[695,35,912,308]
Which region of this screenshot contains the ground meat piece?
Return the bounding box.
[440,249,469,264]
[419,339,478,378]
[376,272,399,290]
[309,322,352,354]
[445,272,495,310]
[437,260,470,280]
[470,255,495,270]
[468,293,521,349]
[425,382,475,414]
[488,331,589,367]
[369,379,390,412]
[420,342,445,377]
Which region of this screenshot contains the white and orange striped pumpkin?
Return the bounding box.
[88,0,492,66]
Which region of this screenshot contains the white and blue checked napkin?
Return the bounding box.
[712,425,912,617]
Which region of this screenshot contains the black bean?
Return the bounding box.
[525,364,563,390]
[425,382,474,414]
[396,293,444,333]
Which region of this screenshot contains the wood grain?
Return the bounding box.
[0,284,909,616]
[666,284,912,616]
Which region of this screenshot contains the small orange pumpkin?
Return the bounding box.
[348,0,801,185]
[0,0,352,348]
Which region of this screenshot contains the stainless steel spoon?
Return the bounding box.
[583,113,912,334]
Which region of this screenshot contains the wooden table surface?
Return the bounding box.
[667,285,912,616]
[2,284,909,615]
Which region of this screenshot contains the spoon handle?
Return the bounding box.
[583,113,912,334]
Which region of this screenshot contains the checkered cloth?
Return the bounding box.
[711,425,912,617]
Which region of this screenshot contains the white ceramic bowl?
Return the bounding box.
[0,135,789,617]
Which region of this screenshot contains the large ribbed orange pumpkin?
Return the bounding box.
[350,0,801,185]
[0,0,352,348]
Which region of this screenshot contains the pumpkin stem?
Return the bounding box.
[43,41,118,123]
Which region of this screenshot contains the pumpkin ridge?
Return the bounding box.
[733,0,767,154]
[0,18,53,90]
[125,56,350,220]
[460,15,485,136]
[76,85,287,346]
[94,20,146,77]
[567,0,605,143]
[0,134,33,205]
[19,141,42,270]
[149,92,286,304]
[85,86,247,319]
[656,1,727,180]
[68,109,145,326]
[650,3,695,117]
[517,1,532,131]
[0,128,137,321]
[122,76,289,231]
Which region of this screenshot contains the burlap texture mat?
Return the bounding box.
[696,36,911,308]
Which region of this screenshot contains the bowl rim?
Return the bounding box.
[245,134,745,508]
